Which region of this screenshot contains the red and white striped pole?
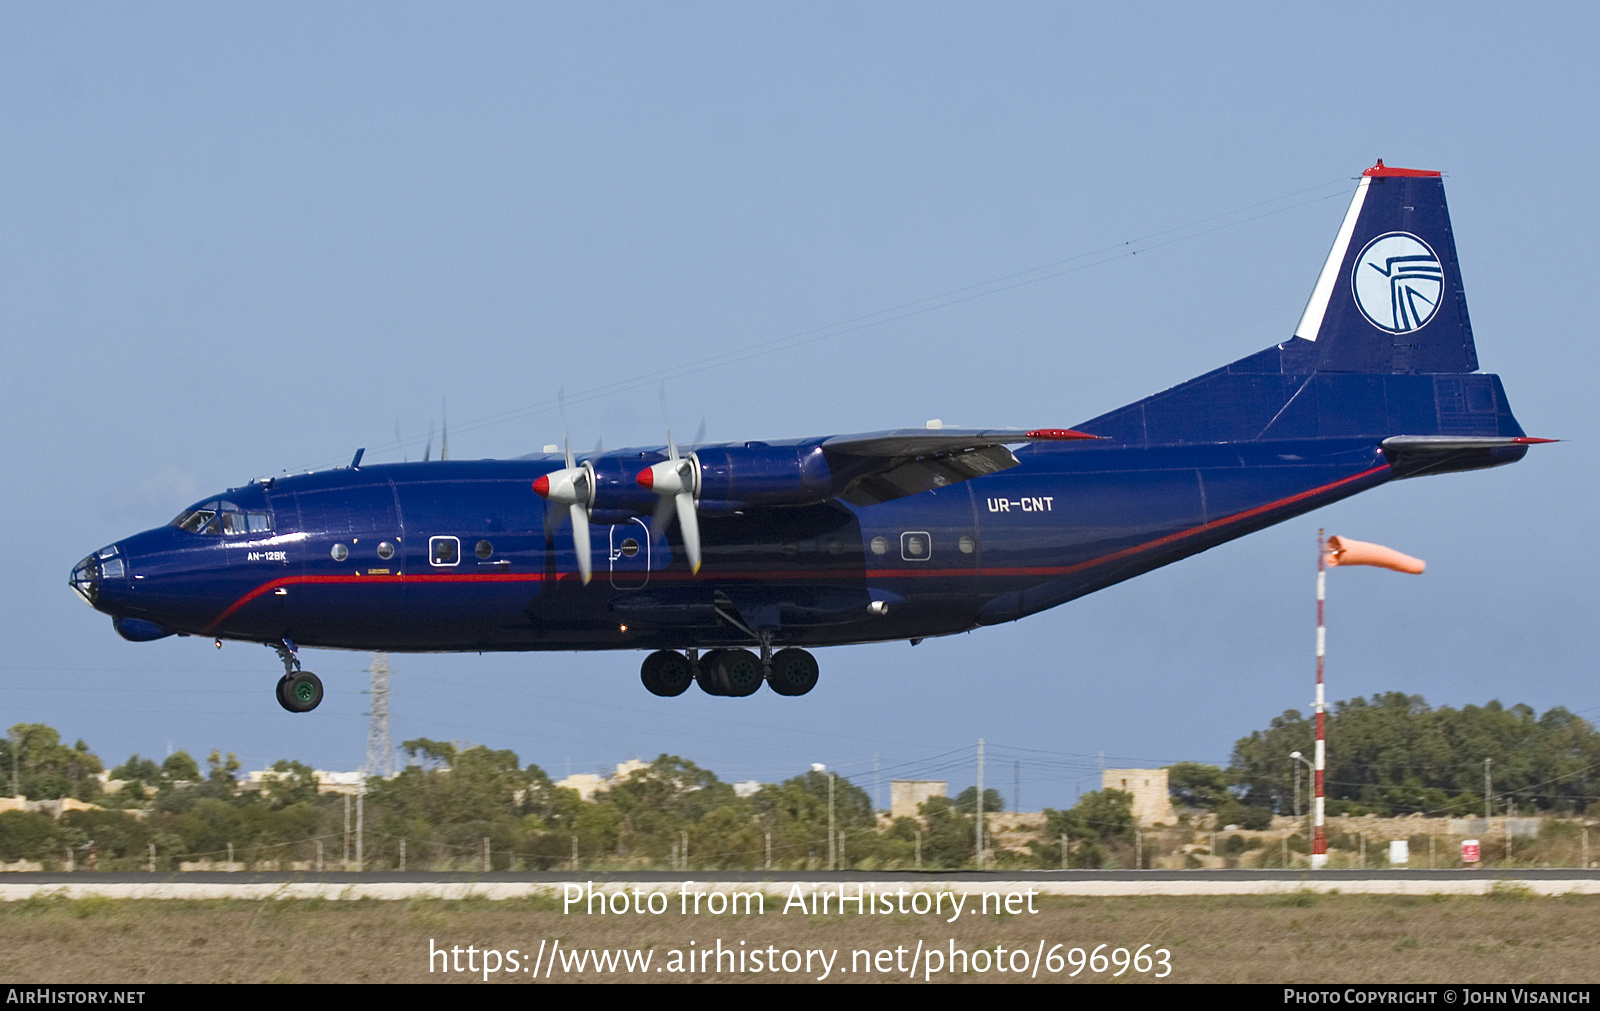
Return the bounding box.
[1312,529,1328,870]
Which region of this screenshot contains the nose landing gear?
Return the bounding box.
[268,639,324,713]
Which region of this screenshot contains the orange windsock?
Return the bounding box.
[1325,535,1425,574]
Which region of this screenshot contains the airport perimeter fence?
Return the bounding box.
[2,813,1595,874]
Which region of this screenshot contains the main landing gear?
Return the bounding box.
[639,646,819,698]
[268,639,324,713]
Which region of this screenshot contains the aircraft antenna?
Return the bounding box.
[363,652,394,779]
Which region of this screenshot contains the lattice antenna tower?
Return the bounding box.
[363,652,394,778]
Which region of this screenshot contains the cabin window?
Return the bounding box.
[331,544,349,561]
[429,536,461,566]
[619,538,639,558]
[958,535,976,554]
[870,537,888,555]
[900,531,931,561]
[475,540,494,559]
[377,541,396,560]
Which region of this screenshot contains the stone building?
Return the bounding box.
[1101,769,1177,827]
[890,779,948,820]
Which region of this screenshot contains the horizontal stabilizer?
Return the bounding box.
[1380,434,1553,479]
[1381,436,1556,451]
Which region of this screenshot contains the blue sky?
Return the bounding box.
[2,3,1595,810]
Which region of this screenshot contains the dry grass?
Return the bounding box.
[1,891,1598,983]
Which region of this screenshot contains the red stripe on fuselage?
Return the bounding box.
[202,571,547,634]
[205,462,1389,634]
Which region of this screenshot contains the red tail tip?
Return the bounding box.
[1512,437,1558,444]
[1362,159,1442,178]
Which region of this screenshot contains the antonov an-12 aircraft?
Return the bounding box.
[71,162,1548,712]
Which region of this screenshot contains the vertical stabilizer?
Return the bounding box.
[1292,161,1478,374]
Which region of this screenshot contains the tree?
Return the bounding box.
[261,760,319,809]
[206,750,241,787]
[953,786,1005,815]
[1041,790,1133,868]
[751,769,874,868]
[162,751,200,785]
[1228,694,1600,816]
[111,754,162,786]
[915,795,978,868]
[1166,762,1230,809]
[2,724,103,801]
[402,738,457,770]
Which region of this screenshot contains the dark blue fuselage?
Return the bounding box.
[78,356,1529,655]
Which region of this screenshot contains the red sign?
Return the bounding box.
[1462,839,1481,863]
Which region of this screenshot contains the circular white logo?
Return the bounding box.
[1351,232,1443,333]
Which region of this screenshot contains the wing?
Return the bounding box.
[821,427,1098,507]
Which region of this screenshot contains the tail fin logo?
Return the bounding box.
[1352,232,1443,333]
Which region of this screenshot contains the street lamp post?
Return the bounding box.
[1291,751,1316,858]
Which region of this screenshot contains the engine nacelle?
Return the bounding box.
[693,443,833,509]
[586,453,667,516]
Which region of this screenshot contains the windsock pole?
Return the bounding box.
[1312,529,1329,870]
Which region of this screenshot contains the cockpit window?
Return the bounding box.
[171,500,271,536]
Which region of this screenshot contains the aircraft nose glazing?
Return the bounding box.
[70,544,126,608]
[69,554,98,605]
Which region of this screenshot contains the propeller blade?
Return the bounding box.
[675,491,700,574]
[646,391,702,576]
[638,456,701,573]
[659,386,680,461]
[423,422,434,463]
[441,398,450,461]
[651,493,676,535]
[690,417,706,453]
[569,502,592,585]
[559,389,575,469]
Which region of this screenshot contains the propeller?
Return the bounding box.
[531,394,594,585]
[637,415,704,575]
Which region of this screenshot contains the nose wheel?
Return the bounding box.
[268,639,324,713]
[277,671,325,713]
